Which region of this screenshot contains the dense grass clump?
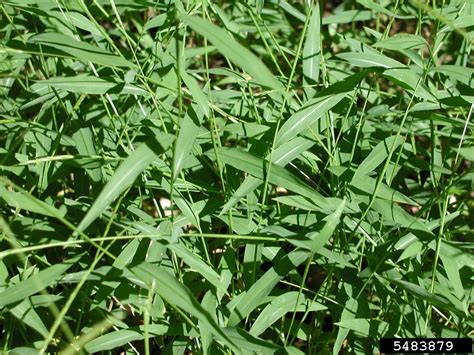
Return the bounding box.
[0,0,473,353]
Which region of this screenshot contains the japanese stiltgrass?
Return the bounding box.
[0,0,473,353]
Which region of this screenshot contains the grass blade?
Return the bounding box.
[76,136,173,233]
[131,262,239,351]
[172,112,200,179]
[227,249,309,326]
[337,52,405,68]
[0,259,78,308]
[180,15,283,90]
[303,4,321,99]
[276,94,346,145]
[29,33,135,68]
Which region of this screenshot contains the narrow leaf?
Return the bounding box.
[211,147,335,210]
[250,292,326,336]
[309,198,346,253]
[31,76,147,95]
[131,262,238,351]
[10,299,49,337]
[355,136,404,176]
[227,249,309,326]
[84,325,169,353]
[180,15,282,90]
[181,71,209,117]
[337,52,405,68]
[173,113,200,179]
[386,278,452,309]
[29,33,135,68]
[0,260,77,308]
[76,136,173,234]
[277,94,346,145]
[303,4,321,99]
[0,183,65,218]
[374,34,427,50]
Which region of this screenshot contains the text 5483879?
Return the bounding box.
[380,338,472,353]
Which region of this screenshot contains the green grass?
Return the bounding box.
[0,0,473,353]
